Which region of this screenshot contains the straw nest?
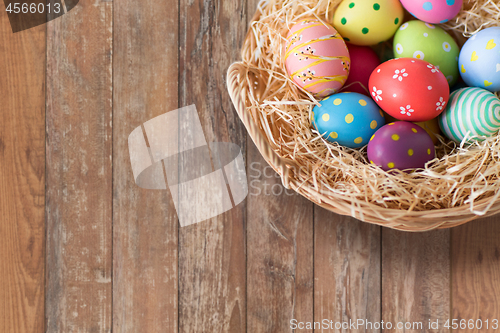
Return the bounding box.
[227,0,500,231]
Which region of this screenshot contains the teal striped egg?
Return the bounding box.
[439,87,500,143]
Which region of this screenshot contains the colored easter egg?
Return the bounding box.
[368,122,436,171]
[415,118,441,144]
[333,0,404,46]
[393,20,459,86]
[369,58,450,122]
[399,0,463,24]
[312,92,385,148]
[343,44,381,95]
[285,19,350,97]
[438,87,500,143]
[459,27,500,92]
[385,113,442,144]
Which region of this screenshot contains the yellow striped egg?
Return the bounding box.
[285,19,350,98]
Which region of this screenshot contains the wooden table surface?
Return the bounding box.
[1,0,499,332]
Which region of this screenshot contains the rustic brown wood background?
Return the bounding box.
[1,0,500,332]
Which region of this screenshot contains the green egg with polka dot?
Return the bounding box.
[333,0,404,46]
[312,92,385,148]
[394,20,459,86]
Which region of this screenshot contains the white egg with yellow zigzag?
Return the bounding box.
[439,87,500,143]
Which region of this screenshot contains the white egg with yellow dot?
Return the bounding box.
[312,92,385,148]
[459,27,500,92]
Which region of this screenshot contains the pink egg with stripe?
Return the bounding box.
[285,19,350,98]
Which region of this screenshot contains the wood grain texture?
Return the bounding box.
[314,210,381,333]
[178,0,248,332]
[452,217,500,332]
[0,8,45,333]
[382,229,450,333]
[244,2,313,331]
[112,0,179,332]
[5,0,500,330]
[45,1,113,331]
[246,142,314,333]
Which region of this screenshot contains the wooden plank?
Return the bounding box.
[452,218,500,333]
[382,229,450,333]
[314,210,381,333]
[246,142,314,332]
[178,0,248,332]
[112,0,179,331]
[246,6,314,328]
[245,2,313,331]
[45,1,113,331]
[0,7,46,333]
[244,1,378,332]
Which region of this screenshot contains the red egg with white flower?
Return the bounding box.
[368,58,450,122]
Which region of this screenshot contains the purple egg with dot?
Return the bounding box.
[400,0,463,24]
[367,121,436,171]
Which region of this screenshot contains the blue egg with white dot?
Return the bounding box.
[312,92,385,148]
[459,27,500,93]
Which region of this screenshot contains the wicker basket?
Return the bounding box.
[227,0,500,231]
